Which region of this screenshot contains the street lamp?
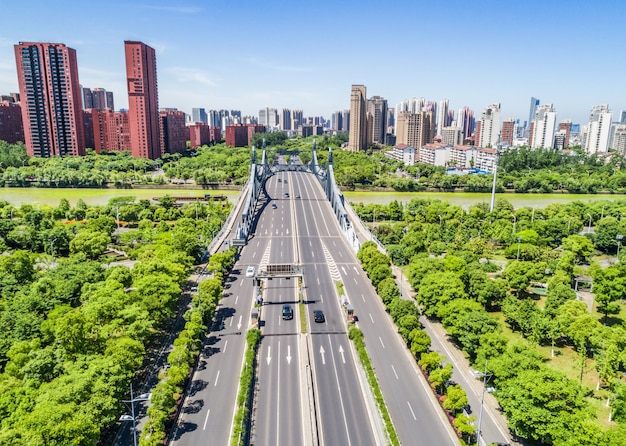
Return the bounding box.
[617,234,623,257]
[587,213,593,233]
[471,361,494,446]
[512,215,516,235]
[119,383,152,446]
[516,236,522,261]
[489,144,503,213]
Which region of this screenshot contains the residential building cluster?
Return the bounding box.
[2,42,626,165]
[346,85,626,173]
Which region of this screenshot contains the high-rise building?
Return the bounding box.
[14,42,85,157]
[90,109,131,153]
[124,41,160,159]
[440,126,462,146]
[618,111,626,124]
[192,108,208,124]
[396,111,433,148]
[612,124,626,155]
[347,85,367,151]
[82,87,114,111]
[436,99,449,137]
[280,109,292,131]
[557,120,572,149]
[584,104,612,153]
[159,109,187,154]
[529,104,557,149]
[501,118,515,146]
[476,103,501,148]
[527,97,540,136]
[0,100,24,144]
[456,107,475,142]
[367,96,387,145]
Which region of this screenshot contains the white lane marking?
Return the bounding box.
[237,315,242,330]
[379,337,385,348]
[235,295,239,305]
[352,265,360,275]
[223,340,228,353]
[202,409,211,430]
[328,335,352,446]
[256,241,260,247]
[240,280,243,287]
[317,277,320,285]
[369,313,374,323]
[332,241,336,246]
[320,345,326,365]
[310,240,312,247]
[320,294,324,303]
[341,266,347,275]
[391,364,399,379]
[353,277,358,284]
[338,251,343,258]
[229,316,234,327]
[407,401,417,420]
[214,370,220,386]
[361,294,365,302]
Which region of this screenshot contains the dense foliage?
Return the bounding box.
[354,197,626,444]
[0,196,232,444]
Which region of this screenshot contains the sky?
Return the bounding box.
[1,0,625,126]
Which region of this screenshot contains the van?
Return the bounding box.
[282,304,293,320]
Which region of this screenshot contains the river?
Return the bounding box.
[0,187,624,210]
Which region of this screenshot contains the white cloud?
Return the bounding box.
[166,67,220,87]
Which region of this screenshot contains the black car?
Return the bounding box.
[313,310,325,323]
[282,304,293,320]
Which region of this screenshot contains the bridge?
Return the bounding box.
[231,140,356,249]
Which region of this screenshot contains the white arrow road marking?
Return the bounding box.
[338,345,346,364]
[379,337,385,348]
[237,315,242,330]
[286,345,292,364]
[407,401,417,420]
[391,364,399,379]
[320,345,326,365]
[266,346,272,365]
[214,370,220,386]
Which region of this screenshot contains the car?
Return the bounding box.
[277,178,282,182]
[282,304,293,320]
[246,266,255,277]
[284,192,289,197]
[313,309,325,323]
[271,203,277,209]
[295,194,301,199]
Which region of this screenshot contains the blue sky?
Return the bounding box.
[1,0,625,126]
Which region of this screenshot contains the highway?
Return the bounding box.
[173,163,458,446]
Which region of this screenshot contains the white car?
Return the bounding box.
[246,266,255,277]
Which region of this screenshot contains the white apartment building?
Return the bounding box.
[476,103,501,148]
[529,104,557,149]
[385,144,416,165]
[584,104,612,153]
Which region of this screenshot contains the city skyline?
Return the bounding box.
[1,0,625,126]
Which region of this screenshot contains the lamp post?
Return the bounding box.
[516,236,522,261]
[471,361,494,446]
[115,206,120,232]
[489,144,502,213]
[587,213,593,233]
[120,383,152,446]
[617,234,623,257]
[512,215,516,235]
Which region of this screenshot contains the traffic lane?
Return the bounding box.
[254,335,303,446]
[338,265,458,445]
[260,278,299,336]
[171,328,247,446]
[296,235,326,264]
[303,262,348,335]
[310,334,377,446]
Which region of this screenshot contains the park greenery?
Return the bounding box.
[0,195,233,445]
[5,135,626,194]
[354,196,626,445]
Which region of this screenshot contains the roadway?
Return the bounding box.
[251,171,379,446]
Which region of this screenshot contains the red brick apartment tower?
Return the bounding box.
[501,118,515,146]
[124,41,160,159]
[14,42,85,157]
[0,101,25,144]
